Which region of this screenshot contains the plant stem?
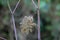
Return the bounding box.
[0,37,6,40]
[7,0,21,40]
[37,0,41,40]
[11,14,18,40]
[32,0,41,40]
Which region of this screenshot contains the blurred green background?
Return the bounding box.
[0,0,60,40]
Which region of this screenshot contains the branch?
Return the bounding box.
[7,0,13,14]
[0,37,6,40]
[37,0,41,40]
[7,0,21,14]
[7,0,21,40]
[13,0,21,14]
[32,0,38,9]
[32,0,41,40]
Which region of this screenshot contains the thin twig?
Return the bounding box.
[11,14,18,40]
[37,0,40,40]
[7,0,13,14]
[0,37,7,40]
[7,0,21,14]
[7,0,21,40]
[32,0,41,40]
[13,0,21,14]
[32,0,38,8]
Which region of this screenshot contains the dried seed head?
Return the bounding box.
[20,16,36,34]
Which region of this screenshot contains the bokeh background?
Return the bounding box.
[0,0,60,40]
